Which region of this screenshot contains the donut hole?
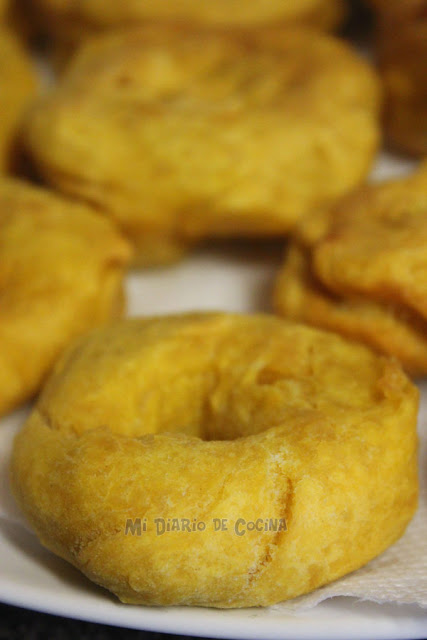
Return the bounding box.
[38,315,388,442]
[108,359,320,442]
[133,334,388,442]
[133,360,311,442]
[158,351,388,440]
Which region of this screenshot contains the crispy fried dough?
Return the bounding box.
[0,178,132,416]
[312,163,427,321]
[274,164,427,374]
[24,27,380,265]
[11,312,418,607]
[274,244,427,376]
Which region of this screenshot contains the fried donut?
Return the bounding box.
[312,163,427,321]
[11,313,418,608]
[0,29,36,172]
[0,177,131,417]
[369,0,427,155]
[24,26,381,265]
[27,0,345,57]
[274,244,427,376]
[274,163,427,374]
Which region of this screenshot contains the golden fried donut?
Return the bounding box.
[0,177,132,416]
[274,163,427,374]
[11,313,418,608]
[0,29,36,172]
[274,244,427,376]
[312,162,427,321]
[24,26,381,265]
[28,0,345,57]
[369,0,427,155]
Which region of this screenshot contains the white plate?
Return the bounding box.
[0,153,426,639]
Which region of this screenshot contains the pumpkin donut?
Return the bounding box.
[274,243,427,376]
[311,163,427,322]
[24,26,381,265]
[11,313,418,608]
[0,177,132,416]
[274,163,427,374]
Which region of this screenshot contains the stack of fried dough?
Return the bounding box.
[275,162,427,376]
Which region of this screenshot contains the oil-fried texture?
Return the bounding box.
[11,313,418,607]
[274,164,427,374]
[28,0,345,54]
[0,178,132,416]
[274,244,427,375]
[24,26,380,265]
[369,0,427,155]
[312,163,427,321]
[0,29,36,172]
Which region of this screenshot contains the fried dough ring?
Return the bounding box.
[0,178,132,416]
[24,26,381,265]
[11,313,418,608]
[311,163,427,322]
[274,164,427,374]
[274,244,427,376]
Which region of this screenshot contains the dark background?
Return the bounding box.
[0,603,212,640]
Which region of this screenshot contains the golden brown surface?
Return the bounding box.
[29,0,345,54]
[24,26,381,265]
[11,313,418,607]
[0,178,132,416]
[274,164,427,374]
[274,244,427,376]
[370,0,427,155]
[312,163,427,321]
[0,29,36,172]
